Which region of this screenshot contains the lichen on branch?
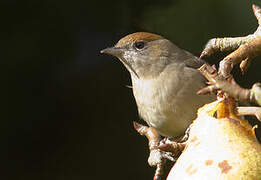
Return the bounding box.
[200,4,261,78]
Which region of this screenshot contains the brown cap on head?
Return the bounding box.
[115,32,164,47]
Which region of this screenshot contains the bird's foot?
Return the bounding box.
[159,138,186,158]
[157,124,191,159]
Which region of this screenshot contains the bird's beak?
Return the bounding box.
[100,47,124,57]
[100,46,140,79]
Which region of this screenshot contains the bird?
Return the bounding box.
[101,32,214,138]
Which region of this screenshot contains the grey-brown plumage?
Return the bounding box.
[101,32,213,138]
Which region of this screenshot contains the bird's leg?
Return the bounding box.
[180,123,192,142]
[158,125,191,159]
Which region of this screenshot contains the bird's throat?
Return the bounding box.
[119,58,140,78]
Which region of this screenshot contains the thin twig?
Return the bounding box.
[236,106,261,121]
[200,4,261,78]
[198,64,257,103]
[133,122,167,180]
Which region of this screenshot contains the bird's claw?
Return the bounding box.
[158,139,186,158]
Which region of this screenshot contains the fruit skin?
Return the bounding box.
[167,100,261,180]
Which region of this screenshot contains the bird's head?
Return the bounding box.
[101,32,179,79]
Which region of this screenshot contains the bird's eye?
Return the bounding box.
[134,41,145,50]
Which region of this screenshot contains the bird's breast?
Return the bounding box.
[131,67,211,138]
[132,77,189,137]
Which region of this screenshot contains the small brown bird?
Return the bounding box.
[101,32,213,138]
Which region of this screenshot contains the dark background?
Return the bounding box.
[6,0,261,179]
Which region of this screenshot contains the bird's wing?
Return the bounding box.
[183,51,206,69]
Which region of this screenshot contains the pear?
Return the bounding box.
[167,98,261,180]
